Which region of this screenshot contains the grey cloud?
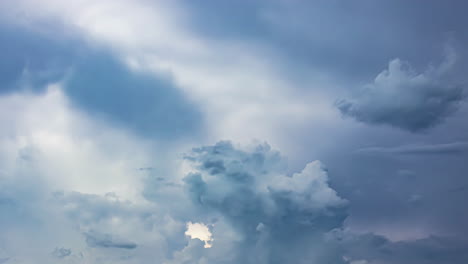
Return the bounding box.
[64,52,203,140]
[179,141,468,263]
[182,141,348,263]
[357,142,468,155]
[336,49,465,132]
[84,231,137,250]
[51,247,71,258]
[0,23,85,95]
[333,231,468,264]
[0,22,203,141]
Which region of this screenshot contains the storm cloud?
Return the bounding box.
[1,0,468,263]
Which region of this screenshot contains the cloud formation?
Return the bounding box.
[337,48,465,132]
[1,0,468,263]
[84,231,137,249]
[357,142,468,155]
[182,141,348,263]
[64,52,203,140]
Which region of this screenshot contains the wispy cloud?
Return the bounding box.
[357,142,468,155]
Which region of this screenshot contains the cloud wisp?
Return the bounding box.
[357,142,468,155]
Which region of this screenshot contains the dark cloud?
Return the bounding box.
[333,231,468,264]
[357,142,468,155]
[184,0,468,85]
[0,23,82,94]
[0,23,203,140]
[64,52,203,140]
[336,50,465,132]
[84,231,137,249]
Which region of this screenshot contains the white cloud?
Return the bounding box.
[185,222,213,248]
[0,85,152,201]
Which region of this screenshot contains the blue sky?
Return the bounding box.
[0,0,467,263]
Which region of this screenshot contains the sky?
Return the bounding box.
[0,0,467,263]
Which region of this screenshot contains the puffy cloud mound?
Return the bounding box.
[182,141,348,263]
[336,49,465,132]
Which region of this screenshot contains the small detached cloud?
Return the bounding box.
[84,231,137,250]
[336,47,465,132]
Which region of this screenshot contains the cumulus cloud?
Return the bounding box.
[1,1,468,262]
[182,141,348,263]
[1,128,468,263]
[336,48,465,132]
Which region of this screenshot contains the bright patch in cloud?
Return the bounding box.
[185,222,213,248]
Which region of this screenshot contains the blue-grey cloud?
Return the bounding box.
[0,23,203,140]
[182,141,348,263]
[64,52,203,139]
[336,50,465,132]
[333,231,468,264]
[0,23,78,94]
[179,141,468,263]
[357,142,468,155]
[84,231,137,249]
[183,0,468,86]
[51,247,71,258]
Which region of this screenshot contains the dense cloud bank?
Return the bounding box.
[1,134,468,263]
[1,0,468,263]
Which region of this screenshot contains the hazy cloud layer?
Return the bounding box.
[357,142,468,155]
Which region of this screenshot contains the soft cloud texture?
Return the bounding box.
[357,142,468,155]
[182,141,348,263]
[337,48,465,132]
[1,0,468,263]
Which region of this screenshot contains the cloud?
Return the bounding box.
[336,48,465,132]
[1,1,468,263]
[2,0,332,147]
[0,22,81,95]
[333,231,468,264]
[51,247,71,258]
[64,51,203,140]
[0,21,203,141]
[84,231,137,249]
[185,222,213,248]
[1,130,468,263]
[182,141,348,263]
[357,142,468,155]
